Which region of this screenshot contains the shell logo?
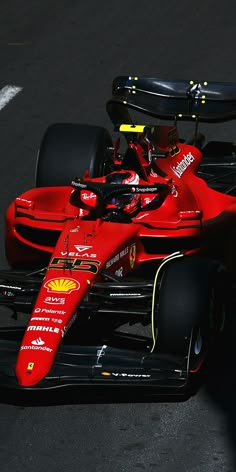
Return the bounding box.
[44,278,80,294]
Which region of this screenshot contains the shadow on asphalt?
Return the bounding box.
[1,312,236,465]
[203,313,236,468]
[0,383,192,407]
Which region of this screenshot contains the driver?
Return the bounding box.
[105,170,141,215]
[76,169,143,218]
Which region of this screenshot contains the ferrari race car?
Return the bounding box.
[0,76,236,392]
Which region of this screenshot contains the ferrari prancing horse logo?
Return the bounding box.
[129,244,136,269]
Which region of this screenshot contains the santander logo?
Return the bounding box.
[31,337,45,346]
[170,152,195,178]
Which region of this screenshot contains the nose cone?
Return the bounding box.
[15,330,61,387]
[16,352,53,387]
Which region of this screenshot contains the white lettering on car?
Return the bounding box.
[20,345,53,352]
[115,267,123,277]
[81,192,96,200]
[31,317,63,324]
[60,252,97,258]
[34,308,66,315]
[170,152,195,178]
[106,247,129,269]
[44,297,65,305]
[27,326,60,334]
[111,373,151,378]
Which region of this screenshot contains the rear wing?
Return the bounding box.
[106,76,236,124]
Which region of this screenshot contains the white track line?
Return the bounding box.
[0,85,23,111]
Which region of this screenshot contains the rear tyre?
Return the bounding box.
[35,123,113,187]
[155,257,225,363]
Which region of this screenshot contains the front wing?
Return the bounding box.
[0,327,189,391]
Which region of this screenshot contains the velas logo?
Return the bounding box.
[170,152,195,178]
[44,278,80,294]
[60,251,97,258]
[74,245,92,252]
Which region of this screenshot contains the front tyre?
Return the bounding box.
[155,257,226,366]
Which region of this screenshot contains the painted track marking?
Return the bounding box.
[0,85,23,111]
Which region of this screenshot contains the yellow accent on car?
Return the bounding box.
[119,124,145,133]
[129,243,136,269]
[150,252,184,353]
[45,278,79,293]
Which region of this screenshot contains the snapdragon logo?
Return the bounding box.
[171,152,195,178]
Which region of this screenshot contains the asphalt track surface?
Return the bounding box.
[0,1,236,471]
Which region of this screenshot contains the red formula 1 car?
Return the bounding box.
[0,76,236,392]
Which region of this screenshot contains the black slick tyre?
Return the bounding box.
[155,257,225,360]
[35,123,113,187]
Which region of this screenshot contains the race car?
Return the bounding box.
[0,76,236,392]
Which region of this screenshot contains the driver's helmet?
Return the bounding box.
[106,170,140,214]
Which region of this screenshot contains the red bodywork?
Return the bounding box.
[5,130,236,387]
